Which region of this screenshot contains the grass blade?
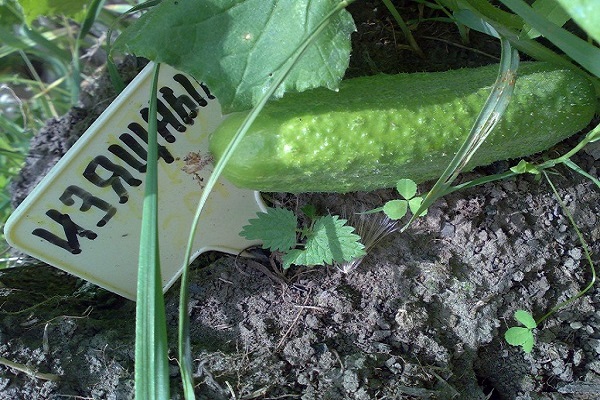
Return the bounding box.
[135,63,170,400]
[535,172,597,325]
[107,0,163,93]
[404,36,519,228]
[71,0,107,103]
[177,2,356,397]
[381,0,424,57]
[21,27,72,62]
[499,0,600,78]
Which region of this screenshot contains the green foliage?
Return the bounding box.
[240,207,366,269]
[18,0,91,26]
[505,310,537,353]
[283,215,366,269]
[4,0,600,395]
[135,64,170,399]
[510,159,541,175]
[524,0,570,39]
[498,0,600,78]
[240,207,298,252]
[382,179,427,220]
[555,0,600,43]
[114,0,355,113]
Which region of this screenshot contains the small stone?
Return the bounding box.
[588,338,600,354]
[568,248,582,260]
[440,222,455,238]
[377,318,391,330]
[513,271,525,282]
[586,325,594,334]
[371,330,391,341]
[588,360,600,374]
[572,349,583,366]
[570,321,583,330]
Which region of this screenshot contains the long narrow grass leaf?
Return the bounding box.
[555,0,600,44]
[71,0,107,103]
[450,6,599,94]
[404,37,519,228]
[135,63,170,400]
[381,0,424,57]
[563,159,600,190]
[523,0,570,39]
[106,0,163,93]
[80,0,106,38]
[499,0,600,78]
[21,27,71,62]
[177,2,356,397]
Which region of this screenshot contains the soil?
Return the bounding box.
[2,2,600,399]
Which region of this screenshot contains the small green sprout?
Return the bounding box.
[383,179,427,220]
[505,310,537,353]
[510,159,540,175]
[240,207,366,269]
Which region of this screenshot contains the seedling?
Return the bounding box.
[383,179,427,220]
[240,206,366,269]
[503,168,597,354]
[505,310,537,353]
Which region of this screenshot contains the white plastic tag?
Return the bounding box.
[4,63,266,300]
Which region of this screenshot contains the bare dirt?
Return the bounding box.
[2,2,600,399]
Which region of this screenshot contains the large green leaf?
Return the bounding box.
[18,0,89,25]
[114,0,355,112]
[555,0,600,44]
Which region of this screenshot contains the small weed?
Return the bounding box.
[367,178,428,221]
[240,206,366,269]
[505,310,537,353]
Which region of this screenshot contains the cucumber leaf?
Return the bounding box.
[555,0,600,44]
[114,0,355,113]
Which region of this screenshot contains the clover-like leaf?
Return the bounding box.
[408,196,427,217]
[396,178,417,200]
[514,310,537,329]
[383,200,408,220]
[505,326,535,353]
[510,159,540,175]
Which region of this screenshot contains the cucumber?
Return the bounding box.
[209,62,596,193]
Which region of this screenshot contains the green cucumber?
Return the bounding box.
[209,62,596,193]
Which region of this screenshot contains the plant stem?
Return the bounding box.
[381,0,425,57]
[535,172,596,326]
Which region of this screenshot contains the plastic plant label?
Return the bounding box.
[4,63,266,300]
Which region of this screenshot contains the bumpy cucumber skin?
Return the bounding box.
[209,62,596,193]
